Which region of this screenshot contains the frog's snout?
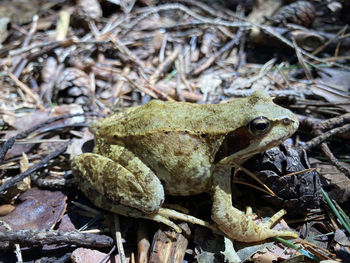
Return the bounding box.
[282,117,295,125]
[284,114,299,135]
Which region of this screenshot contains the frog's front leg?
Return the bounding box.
[211,167,297,242]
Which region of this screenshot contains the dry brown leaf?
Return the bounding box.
[252,250,278,263]
[67,128,94,159]
[312,68,350,112]
[56,214,77,232]
[4,104,83,160]
[312,159,350,203]
[71,248,129,263]
[0,153,31,203]
[0,188,67,231]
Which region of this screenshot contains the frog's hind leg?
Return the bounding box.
[72,149,165,214]
[73,174,184,232]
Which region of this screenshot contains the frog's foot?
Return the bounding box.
[245,206,292,231]
[248,208,298,240]
[157,208,218,232]
[98,199,216,233]
[213,204,297,242]
[212,171,297,242]
[81,191,185,233]
[144,212,183,232]
[121,207,217,233]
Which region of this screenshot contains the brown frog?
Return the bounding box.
[71,90,299,242]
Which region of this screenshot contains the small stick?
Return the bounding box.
[314,113,350,131]
[302,123,350,151]
[191,33,241,76]
[149,46,181,85]
[0,229,113,248]
[8,72,39,103]
[114,214,126,263]
[0,221,23,262]
[321,143,350,178]
[0,142,69,195]
[0,112,96,163]
[99,246,116,263]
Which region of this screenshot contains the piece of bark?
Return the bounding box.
[149,223,190,263]
[0,229,113,248]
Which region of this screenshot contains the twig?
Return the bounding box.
[125,4,349,70]
[256,23,350,70]
[312,25,348,56]
[121,3,249,36]
[0,229,113,248]
[302,124,350,151]
[109,34,145,71]
[8,72,40,103]
[191,30,242,76]
[0,112,96,164]
[9,38,76,58]
[321,143,350,178]
[0,221,23,262]
[0,142,69,195]
[99,246,116,263]
[11,15,38,78]
[176,0,232,20]
[114,214,126,263]
[149,46,181,85]
[302,113,350,178]
[314,113,350,131]
[292,38,312,80]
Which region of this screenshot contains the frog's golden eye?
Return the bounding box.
[248,116,271,135]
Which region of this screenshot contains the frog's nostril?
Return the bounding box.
[282,118,294,125]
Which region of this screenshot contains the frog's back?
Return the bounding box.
[96,99,249,140]
[120,100,217,135]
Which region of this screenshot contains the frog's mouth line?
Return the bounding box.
[214,120,296,164]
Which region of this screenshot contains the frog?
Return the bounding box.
[71,90,299,242]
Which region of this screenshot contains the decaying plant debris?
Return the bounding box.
[0,0,349,262]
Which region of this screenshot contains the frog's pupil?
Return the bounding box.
[255,122,267,130]
[248,116,271,135]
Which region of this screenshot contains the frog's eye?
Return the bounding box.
[248,116,271,135]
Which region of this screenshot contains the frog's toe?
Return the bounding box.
[254,209,298,240]
[258,227,298,240]
[245,206,253,216]
[158,208,218,232]
[260,209,287,228]
[144,208,216,233]
[146,213,182,233]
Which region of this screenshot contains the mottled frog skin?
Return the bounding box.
[72,90,299,242]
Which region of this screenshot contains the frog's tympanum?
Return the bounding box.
[72,90,299,242]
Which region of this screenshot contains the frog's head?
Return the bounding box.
[215,90,299,165]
